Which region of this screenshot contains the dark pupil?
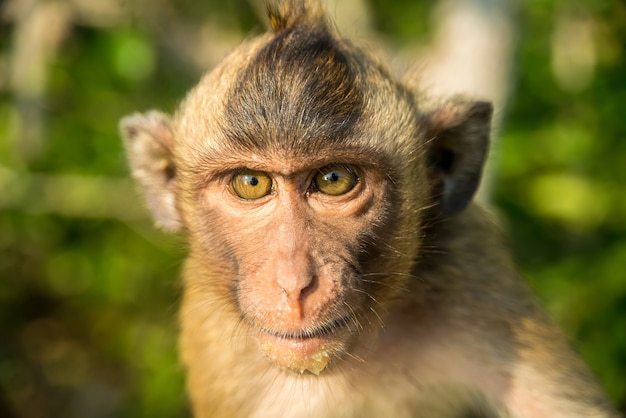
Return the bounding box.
[248,176,259,186]
[325,172,339,183]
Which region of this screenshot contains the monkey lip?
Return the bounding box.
[259,316,351,340]
[255,316,352,374]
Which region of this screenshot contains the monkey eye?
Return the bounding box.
[313,165,357,196]
[231,170,273,200]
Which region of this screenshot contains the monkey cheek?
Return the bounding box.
[256,331,347,375]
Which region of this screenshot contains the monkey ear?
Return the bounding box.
[426,100,492,214]
[119,111,182,232]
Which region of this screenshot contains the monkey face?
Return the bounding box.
[182,149,399,374]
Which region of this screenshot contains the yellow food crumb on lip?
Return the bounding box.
[259,336,332,375]
[304,350,330,375]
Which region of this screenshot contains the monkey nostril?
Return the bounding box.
[276,274,319,314]
[277,276,313,299]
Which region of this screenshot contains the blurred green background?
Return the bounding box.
[0,0,624,416]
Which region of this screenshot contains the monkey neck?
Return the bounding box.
[416,204,515,286]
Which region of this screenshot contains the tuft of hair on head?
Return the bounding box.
[267,0,327,32]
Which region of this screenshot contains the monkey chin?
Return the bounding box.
[255,327,350,376]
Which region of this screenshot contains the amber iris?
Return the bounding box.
[314,165,357,196]
[232,170,272,199]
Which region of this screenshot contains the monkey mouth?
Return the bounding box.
[259,316,352,340]
[254,316,353,375]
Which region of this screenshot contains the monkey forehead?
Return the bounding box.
[174,20,423,165]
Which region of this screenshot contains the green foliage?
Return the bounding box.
[495,0,626,405]
[0,0,624,416]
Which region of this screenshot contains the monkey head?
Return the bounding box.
[120,1,491,376]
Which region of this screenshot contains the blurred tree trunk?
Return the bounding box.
[6,0,72,163]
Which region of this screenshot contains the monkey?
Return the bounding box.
[119,1,618,417]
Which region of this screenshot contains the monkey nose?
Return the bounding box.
[276,274,314,300]
[275,271,317,317]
